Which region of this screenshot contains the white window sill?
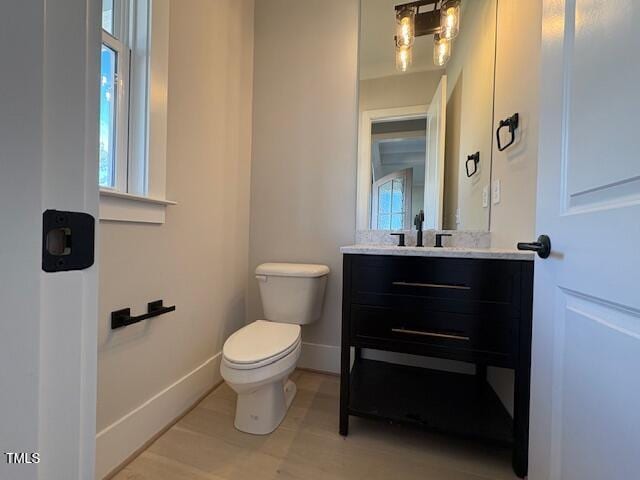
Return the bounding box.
[99,188,177,224]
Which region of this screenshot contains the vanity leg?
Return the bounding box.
[512,262,534,478]
[339,255,352,437]
[513,362,530,478]
[339,344,350,436]
[475,364,487,399]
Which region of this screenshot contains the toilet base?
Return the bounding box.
[234,379,297,435]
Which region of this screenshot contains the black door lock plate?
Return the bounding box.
[42,209,95,272]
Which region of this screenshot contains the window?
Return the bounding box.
[99,44,118,187]
[371,167,413,230]
[100,0,132,191]
[99,0,173,223]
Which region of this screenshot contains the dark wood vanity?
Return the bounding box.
[339,252,534,478]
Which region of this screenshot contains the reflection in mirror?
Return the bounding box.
[371,118,426,230]
[358,0,497,232]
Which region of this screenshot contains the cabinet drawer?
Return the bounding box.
[351,304,514,361]
[350,255,521,315]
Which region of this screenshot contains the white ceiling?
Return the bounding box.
[371,132,427,184]
[360,0,444,80]
[378,137,426,156]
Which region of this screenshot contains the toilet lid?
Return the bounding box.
[223,320,301,368]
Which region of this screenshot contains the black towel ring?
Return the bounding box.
[466,152,480,177]
[496,113,519,151]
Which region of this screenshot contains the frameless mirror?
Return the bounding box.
[357,0,497,231]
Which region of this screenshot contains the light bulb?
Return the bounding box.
[433,33,451,67]
[440,0,461,40]
[396,44,412,72]
[395,7,415,48]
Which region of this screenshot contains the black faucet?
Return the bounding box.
[390,232,406,247]
[434,233,452,248]
[414,210,425,247]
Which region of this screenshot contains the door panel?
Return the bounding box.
[425,75,446,229]
[531,1,640,478]
[566,1,640,199]
[563,0,640,213]
[551,291,640,480]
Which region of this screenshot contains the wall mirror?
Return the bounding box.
[357,0,497,231]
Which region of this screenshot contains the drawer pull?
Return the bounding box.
[391,328,470,341]
[392,281,470,291]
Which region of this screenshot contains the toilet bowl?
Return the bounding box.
[220,263,329,435]
[221,320,301,434]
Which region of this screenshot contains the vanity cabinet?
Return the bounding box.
[340,253,534,478]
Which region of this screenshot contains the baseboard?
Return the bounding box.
[298,342,341,374]
[95,353,222,479]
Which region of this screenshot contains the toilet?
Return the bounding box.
[220,262,329,435]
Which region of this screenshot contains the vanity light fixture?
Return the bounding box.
[440,0,461,40]
[393,0,461,70]
[433,33,451,66]
[394,5,416,72]
[396,44,413,72]
[395,6,416,48]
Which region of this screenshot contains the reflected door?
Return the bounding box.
[424,75,447,229]
[371,168,413,230]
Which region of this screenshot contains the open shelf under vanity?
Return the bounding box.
[349,358,513,445]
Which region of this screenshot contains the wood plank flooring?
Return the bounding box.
[113,370,518,480]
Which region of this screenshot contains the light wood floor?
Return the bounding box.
[113,370,518,480]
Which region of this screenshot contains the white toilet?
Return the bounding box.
[220,262,329,435]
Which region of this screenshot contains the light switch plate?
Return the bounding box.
[492,180,501,205]
[482,185,489,208]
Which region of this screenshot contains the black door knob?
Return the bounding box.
[517,235,551,259]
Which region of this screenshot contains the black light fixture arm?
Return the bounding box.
[395,0,439,12]
[395,0,442,37]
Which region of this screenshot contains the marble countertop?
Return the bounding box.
[340,244,535,260]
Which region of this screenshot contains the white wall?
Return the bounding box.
[248,0,359,372]
[490,1,541,249]
[487,0,542,416]
[359,70,442,112]
[96,1,254,477]
[443,76,462,229]
[443,0,496,231]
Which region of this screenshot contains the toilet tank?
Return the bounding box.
[255,263,329,325]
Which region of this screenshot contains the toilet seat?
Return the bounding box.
[223,320,301,370]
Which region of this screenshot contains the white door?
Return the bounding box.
[529,1,640,479]
[371,168,413,230]
[0,1,99,479]
[424,75,447,229]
